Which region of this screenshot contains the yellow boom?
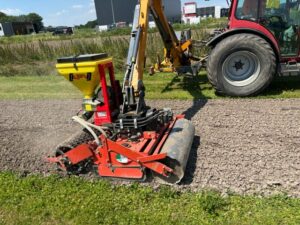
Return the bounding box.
[122,0,198,114]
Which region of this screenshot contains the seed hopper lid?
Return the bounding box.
[57,53,108,64]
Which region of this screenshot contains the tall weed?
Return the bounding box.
[0,30,209,75]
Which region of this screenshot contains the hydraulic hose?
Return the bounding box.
[72,116,108,145]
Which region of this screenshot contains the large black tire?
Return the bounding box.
[207,33,276,96]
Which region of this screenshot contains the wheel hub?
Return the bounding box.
[222,51,261,87]
[233,60,245,71]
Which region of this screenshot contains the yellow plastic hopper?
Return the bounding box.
[56,54,112,100]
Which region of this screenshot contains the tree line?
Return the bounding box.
[0,12,44,32]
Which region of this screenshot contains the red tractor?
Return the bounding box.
[206,0,300,96]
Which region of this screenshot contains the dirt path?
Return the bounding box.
[0,99,300,196]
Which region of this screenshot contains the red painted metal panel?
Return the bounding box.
[230,18,280,53]
[65,144,94,164]
[98,165,144,179]
[93,128,175,178]
[94,64,113,125]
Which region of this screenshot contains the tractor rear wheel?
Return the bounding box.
[207,33,276,96]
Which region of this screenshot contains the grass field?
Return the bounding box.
[1,74,300,225]
[1,72,300,100]
[1,17,300,224]
[0,31,208,74]
[0,173,300,225]
[0,18,227,45]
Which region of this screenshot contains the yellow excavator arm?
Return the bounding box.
[122,0,198,114]
[132,0,195,89]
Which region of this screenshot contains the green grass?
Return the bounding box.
[0,27,208,72]
[0,75,81,100]
[0,18,227,45]
[0,29,126,44]
[0,172,299,225]
[0,72,214,100]
[1,17,300,225]
[1,73,300,100]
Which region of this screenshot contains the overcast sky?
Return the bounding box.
[0,0,228,26]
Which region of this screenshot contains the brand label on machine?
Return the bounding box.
[69,73,92,81]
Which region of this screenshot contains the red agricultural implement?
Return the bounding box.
[47,53,194,183]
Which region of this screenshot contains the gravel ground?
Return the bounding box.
[0,99,300,196]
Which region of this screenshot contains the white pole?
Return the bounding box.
[111,0,116,24]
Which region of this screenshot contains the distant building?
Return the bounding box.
[149,21,156,29]
[221,8,230,17]
[0,23,12,37]
[94,0,181,26]
[182,2,201,24]
[197,6,221,19]
[97,25,109,32]
[182,1,223,23]
[163,0,182,23]
[0,22,35,37]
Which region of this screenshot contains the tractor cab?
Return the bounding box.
[235,0,300,56]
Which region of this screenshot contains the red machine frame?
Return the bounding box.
[94,62,121,126]
[48,62,182,180]
[48,117,183,180]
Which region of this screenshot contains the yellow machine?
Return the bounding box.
[56,54,112,100]
[128,0,200,94]
[150,36,195,74]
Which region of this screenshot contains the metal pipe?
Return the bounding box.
[129,27,142,84]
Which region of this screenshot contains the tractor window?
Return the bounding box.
[236,0,299,56]
[236,0,259,21]
[259,0,300,56]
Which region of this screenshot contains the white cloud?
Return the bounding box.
[44,1,96,26]
[72,5,83,9]
[0,8,23,16]
[55,9,68,16]
[89,0,95,7]
[88,0,96,15]
[88,8,96,14]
